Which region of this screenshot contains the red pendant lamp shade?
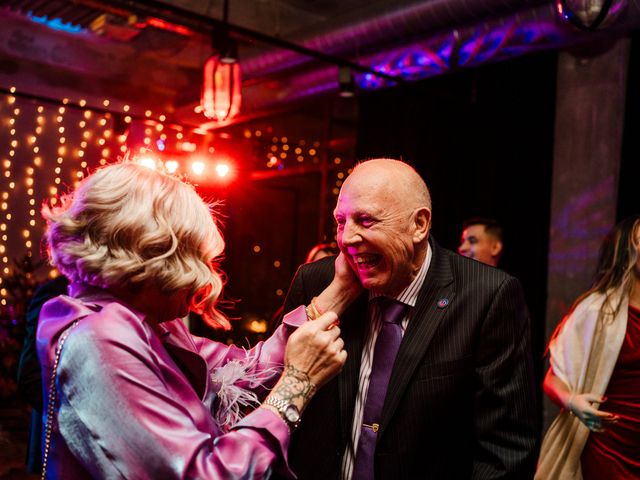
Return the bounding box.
[201,55,241,121]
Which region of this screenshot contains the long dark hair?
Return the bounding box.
[549,215,640,344]
[585,214,640,321]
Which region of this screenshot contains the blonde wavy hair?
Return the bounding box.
[42,162,229,328]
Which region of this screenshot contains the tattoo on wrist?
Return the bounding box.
[272,364,317,403]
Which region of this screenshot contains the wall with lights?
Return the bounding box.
[0,91,123,306]
[0,88,356,328]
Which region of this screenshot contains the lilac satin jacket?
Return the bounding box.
[36,283,305,479]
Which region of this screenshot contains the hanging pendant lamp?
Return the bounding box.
[201,54,241,121]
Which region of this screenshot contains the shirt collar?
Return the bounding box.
[369,242,432,307]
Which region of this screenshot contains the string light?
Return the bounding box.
[1,91,351,302]
[0,95,20,293]
[98,111,112,164]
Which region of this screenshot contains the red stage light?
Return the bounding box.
[191,161,205,175]
[136,155,158,170]
[215,163,230,177]
[165,160,179,174]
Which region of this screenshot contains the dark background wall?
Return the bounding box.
[356,51,558,404]
[620,33,640,221]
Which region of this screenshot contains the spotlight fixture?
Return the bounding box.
[338,66,355,98]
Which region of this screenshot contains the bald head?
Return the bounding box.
[347,159,432,211]
[334,158,432,296]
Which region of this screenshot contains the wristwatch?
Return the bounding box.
[264,396,302,431]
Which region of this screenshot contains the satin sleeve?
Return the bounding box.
[190,305,307,392]
[55,303,301,479]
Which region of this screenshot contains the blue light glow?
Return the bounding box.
[28,12,84,33]
[156,139,166,151]
[356,15,559,90]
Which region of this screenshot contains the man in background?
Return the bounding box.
[458,217,504,267]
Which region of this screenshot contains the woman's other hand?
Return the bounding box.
[567,393,619,432]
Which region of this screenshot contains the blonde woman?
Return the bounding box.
[537,215,640,479]
[37,162,360,479]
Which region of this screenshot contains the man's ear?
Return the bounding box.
[413,207,431,243]
[491,240,503,257]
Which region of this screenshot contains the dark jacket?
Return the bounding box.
[283,238,539,479]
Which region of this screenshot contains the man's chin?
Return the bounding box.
[359,276,387,293]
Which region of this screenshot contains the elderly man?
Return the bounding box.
[283,159,538,479]
[458,217,504,267]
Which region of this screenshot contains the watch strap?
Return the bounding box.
[264,396,301,431]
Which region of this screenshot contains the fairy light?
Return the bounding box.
[0,94,21,287]
[0,93,216,296]
[77,109,91,173]
[25,117,39,253]
[98,111,112,164]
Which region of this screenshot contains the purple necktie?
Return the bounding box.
[352,297,407,480]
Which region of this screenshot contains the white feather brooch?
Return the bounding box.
[210,354,280,431]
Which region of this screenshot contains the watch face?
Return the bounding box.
[284,405,301,423]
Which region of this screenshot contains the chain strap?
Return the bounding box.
[41,320,79,480]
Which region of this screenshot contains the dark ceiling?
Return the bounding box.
[1,0,639,135]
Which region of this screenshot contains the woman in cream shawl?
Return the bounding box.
[536,215,640,479]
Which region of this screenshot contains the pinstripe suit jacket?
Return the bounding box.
[283,238,539,479]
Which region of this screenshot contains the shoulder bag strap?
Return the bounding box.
[41,320,79,480]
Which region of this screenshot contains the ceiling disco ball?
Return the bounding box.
[557,0,628,30]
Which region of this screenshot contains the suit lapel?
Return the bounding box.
[338,292,368,445]
[380,240,455,434]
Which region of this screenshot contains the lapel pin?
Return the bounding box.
[437,298,449,309]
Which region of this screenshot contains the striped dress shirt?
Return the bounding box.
[341,245,432,480]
